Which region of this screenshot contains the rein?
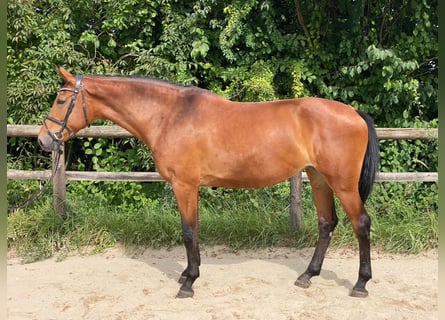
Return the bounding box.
[8,74,89,213]
[8,148,63,212]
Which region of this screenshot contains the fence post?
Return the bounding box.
[52,143,66,215]
[289,172,302,229]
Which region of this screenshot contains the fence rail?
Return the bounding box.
[7,125,439,140]
[6,169,439,183]
[7,125,438,228]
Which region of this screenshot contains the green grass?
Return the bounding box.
[7,182,438,262]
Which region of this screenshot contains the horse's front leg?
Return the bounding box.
[172,182,201,298]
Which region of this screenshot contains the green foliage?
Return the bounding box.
[7,1,92,124]
[71,137,153,172]
[7,0,437,121]
[63,136,156,209]
[329,44,430,125]
[219,0,258,62]
[378,117,438,174]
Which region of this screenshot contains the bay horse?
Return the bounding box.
[38,67,379,298]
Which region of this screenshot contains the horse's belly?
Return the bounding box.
[199,157,306,189]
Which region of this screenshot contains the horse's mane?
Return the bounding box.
[88,74,219,97]
[90,73,176,84]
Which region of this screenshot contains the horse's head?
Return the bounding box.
[38,67,91,152]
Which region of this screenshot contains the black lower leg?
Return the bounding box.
[351,212,372,297]
[295,218,337,288]
[178,246,201,284]
[176,221,200,298]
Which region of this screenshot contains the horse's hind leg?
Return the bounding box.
[336,190,372,297]
[295,167,338,288]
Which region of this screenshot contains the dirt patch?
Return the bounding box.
[7,246,438,320]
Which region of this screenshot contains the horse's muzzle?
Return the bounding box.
[38,133,61,152]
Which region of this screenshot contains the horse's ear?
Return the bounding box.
[56,66,74,82]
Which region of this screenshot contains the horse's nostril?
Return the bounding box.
[38,137,53,152]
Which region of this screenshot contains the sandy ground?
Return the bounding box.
[7,245,438,320]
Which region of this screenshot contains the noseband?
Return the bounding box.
[44,75,90,143]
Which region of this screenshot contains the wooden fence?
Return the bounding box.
[7,125,438,228]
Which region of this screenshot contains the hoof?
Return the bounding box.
[350,287,368,298]
[294,278,311,289]
[176,288,194,299]
[178,275,187,284]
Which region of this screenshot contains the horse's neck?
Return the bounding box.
[90,77,179,147]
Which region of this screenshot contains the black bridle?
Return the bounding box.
[8,75,90,212]
[44,75,90,144]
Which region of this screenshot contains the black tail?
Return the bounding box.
[356,110,380,203]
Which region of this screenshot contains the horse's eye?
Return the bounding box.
[56,99,66,105]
